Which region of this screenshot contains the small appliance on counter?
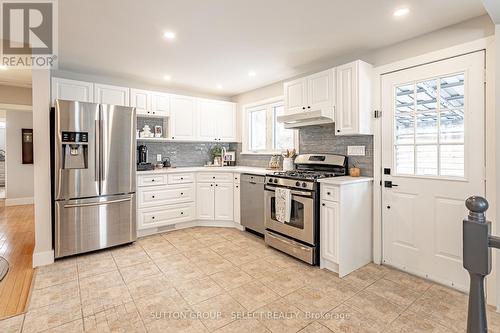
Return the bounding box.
[223,151,236,166]
[137,144,154,171]
[162,157,171,167]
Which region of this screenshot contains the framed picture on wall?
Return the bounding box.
[22,128,33,164]
[154,125,163,138]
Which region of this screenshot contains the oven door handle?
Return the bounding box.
[265,185,313,198]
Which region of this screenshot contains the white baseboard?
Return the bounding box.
[5,196,34,206]
[137,220,244,238]
[32,250,54,268]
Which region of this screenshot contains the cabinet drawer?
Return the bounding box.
[321,185,339,202]
[138,184,195,208]
[197,172,233,183]
[137,174,168,187]
[168,173,194,184]
[138,203,195,230]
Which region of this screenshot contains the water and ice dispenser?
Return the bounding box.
[61,131,88,169]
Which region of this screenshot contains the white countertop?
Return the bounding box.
[137,166,271,175]
[317,176,373,185]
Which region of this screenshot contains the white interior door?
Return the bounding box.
[381,52,485,291]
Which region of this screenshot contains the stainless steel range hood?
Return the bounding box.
[276,109,334,129]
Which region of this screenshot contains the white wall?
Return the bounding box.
[5,110,34,204]
[231,15,495,139]
[0,85,32,105]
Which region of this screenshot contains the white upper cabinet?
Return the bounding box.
[284,78,307,115]
[308,69,335,112]
[151,92,170,116]
[197,99,218,141]
[335,60,373,135]
[284,69,335,115]
[94,83,130,106]
[197,100,236,142]
[216,102,236,142]
[170,96,197,140]
[130,88,151,115]
[51,78,94,105]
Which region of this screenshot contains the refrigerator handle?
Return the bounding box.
[99,119,105,181]
[63,196,132,208]
[95,119,100,182]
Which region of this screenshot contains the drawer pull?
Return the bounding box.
[152,195,155,198]
[322,203,325,206]
[180,192,184,195]
[215,184,218,187]
[236,185,239,188]
[151,179,155,182]
[212,176,216,179]
[327,192,331,195]
[180,211,184,215]
[152,216,155,219]
[180,177,184,180]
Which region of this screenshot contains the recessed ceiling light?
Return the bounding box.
[216,84,223,89]
[248,71,256,77]
[163,75,172,81]
[0,65,7,70]
[393,7,410,17]
[163,31,176,40]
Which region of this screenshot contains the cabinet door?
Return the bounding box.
[151,92,170,116]
[284,78,307,114]
[214,183,234,221]
[170,96,197,140]
[233,183,240,224]
[94,84,130,106]
[197,99,218,141]
[217,103,236,142]
[320,200,340,263]
[196,183,215,220]
[336,62,358,135]
[308,69,335,112]
[51,78,93,104]
[130,89,151,115]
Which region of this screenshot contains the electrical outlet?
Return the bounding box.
[347,146,365,156]
[156,154,162,162]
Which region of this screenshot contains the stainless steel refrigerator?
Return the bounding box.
[52,100,136,258]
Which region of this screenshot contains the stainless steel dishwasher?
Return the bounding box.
[241,173,265,234]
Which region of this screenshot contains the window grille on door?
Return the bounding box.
[394,73,465,177]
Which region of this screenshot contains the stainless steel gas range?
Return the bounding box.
[264,154,347,265]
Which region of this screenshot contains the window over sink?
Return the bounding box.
[243,97,298,155]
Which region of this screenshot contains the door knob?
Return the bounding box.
[384,181,399,188]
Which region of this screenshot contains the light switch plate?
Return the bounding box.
[156,154,162,162]
[347,146,365,156]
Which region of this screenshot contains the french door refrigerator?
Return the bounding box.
[53,100,136,258]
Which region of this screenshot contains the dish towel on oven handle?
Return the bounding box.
[275,188,292,223]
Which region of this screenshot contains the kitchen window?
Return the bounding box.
[243,97,298,154]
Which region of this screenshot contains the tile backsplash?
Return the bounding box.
[137,121,373,176]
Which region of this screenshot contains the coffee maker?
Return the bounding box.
[137,145,154,171]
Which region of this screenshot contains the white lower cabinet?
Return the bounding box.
[138,203,195,229]
[196,174,234,221]
[320,181,373,277]
[137,172,196,230]
[214,183,234,221]
[233,182,240,224]
[196,182,215,220]
[320,200,339,263]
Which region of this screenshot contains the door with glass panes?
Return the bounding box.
[381,52,485,291]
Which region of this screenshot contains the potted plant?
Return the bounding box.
[210,146,223,166]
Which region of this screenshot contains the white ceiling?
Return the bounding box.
[57,0,486,97]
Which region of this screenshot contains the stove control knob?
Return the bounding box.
[302,182,307,188]
[273,179,278,184]
[268,178,273,183]
[295,181,301,187]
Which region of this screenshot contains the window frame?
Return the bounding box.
[242,96,299,155]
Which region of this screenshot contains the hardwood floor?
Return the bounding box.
[0,202,35,319]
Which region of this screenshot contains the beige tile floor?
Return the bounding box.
[1,226,500,332]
